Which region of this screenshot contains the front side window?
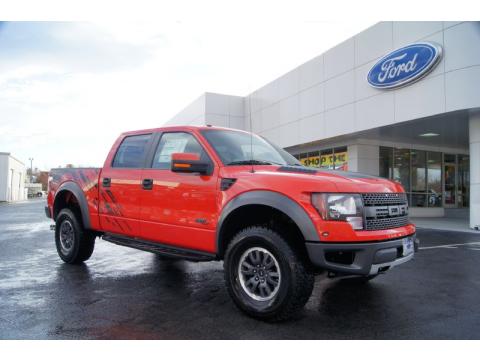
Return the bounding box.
[112,134,152,168]
[152,132,209,169]
[201,129,299,166]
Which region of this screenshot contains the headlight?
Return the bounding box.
[311,193,364,230]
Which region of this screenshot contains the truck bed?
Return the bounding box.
[48,168,101,225]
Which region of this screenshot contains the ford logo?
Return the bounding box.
[367,42,442,89]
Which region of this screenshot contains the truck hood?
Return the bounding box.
[277,166,404,193]
[222,165,405,194]
[304,169,403,193]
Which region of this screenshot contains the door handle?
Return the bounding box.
[142,178,153,190]
[102,177,111,187]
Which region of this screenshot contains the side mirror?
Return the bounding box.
[171,153,210,175]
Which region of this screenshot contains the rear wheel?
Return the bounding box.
[55,208,95,264]
[224,226,314,321]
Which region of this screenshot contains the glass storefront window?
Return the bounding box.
[377,147,469,208]
[379,147,393,179]
[444,162,456,206]
[333,147,348,171]
[411,150,427,207]
[302,151,320,167]
[320,149,334,169]
[393,148,410,193]
[411,193,427,207]
[458,155,470,207]
[297,145,470,209]
[295,147,349,170]
[427,152,442,207]
[411,150,426,192]
[298,153,308,165]
[444,154,456,163]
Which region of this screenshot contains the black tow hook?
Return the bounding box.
[50,224,56,231]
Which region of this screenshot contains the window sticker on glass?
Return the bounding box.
[157,138,188,163]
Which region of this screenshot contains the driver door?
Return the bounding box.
[139,131,219,253]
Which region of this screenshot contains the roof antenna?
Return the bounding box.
[248,93,254,173]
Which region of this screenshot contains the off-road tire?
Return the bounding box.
[224,226,314,321]
[55,208,95,264]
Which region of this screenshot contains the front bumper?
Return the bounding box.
[305,234,418,276]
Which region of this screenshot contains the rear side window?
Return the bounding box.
[152,132,209,169]
[112,134,152,168]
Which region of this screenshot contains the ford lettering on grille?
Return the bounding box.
[362,193,410,230]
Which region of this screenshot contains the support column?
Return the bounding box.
[347,144,380,175]
[469,111,480,230]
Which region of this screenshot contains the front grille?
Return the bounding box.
[362,193,408,206]
[362,193,409,230]
[365,216,409,230]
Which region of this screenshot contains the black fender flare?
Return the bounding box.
[53,181,92,229]
[216,190,319,255]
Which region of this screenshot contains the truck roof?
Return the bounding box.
[121,125,250,137]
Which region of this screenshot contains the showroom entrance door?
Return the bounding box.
[444,161,456,208]
[458,154,470,208]
[443,154,470,208]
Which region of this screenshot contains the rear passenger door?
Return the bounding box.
[99,133,153,237]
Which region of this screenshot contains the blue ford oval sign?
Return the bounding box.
[367,42,442,89]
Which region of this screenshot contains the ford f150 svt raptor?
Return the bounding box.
[46,125,418,321]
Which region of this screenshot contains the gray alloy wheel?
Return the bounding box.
[55,208,96,264]
[238,247,281,301]
[59,219,75,256]
[224,226,315,321]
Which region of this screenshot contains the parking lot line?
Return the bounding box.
[420,241,480,250]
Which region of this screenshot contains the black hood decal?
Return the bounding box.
[277,166,318,174]
[316,169,383,180]
[277,166,383,180]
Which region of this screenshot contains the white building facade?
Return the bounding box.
[0,152,27,202]
[167,21,480,229]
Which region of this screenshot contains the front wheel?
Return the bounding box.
[55,208,95,264]
[224,226,314,321]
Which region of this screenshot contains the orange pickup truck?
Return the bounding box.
[46,125,417,321]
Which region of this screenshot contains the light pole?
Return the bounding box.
[28,157,34,183]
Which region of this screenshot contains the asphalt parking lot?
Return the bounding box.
[1,199,480,339]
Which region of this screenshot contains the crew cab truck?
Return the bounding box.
[46,126,418,321]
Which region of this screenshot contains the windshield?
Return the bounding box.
[201,129,301,166]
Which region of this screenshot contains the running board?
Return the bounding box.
[102,234,216,262]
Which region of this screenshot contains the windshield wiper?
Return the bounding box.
[227,160,279,166]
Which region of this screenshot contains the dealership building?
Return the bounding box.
[167,21,480,229]
[0,152,27,202]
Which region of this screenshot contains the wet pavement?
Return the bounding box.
[1,199,480,339]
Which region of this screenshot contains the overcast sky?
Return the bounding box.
[0,21,373,170]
